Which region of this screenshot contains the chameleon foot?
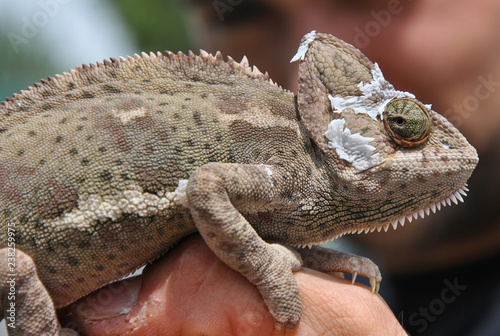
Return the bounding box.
[0,249,77,336]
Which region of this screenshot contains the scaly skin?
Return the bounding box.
[0,32,477,334]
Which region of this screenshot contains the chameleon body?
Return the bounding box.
[0,32,478,334]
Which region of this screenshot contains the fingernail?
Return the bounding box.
[74,276,141,320]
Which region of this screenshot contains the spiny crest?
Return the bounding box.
[0,49,281,114]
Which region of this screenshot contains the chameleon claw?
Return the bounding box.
[369,277,381,294]
[351,271,358,285]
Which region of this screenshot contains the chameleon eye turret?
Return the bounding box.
[383,98,431,147]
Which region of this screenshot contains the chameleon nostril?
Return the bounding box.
[441,138,451,149]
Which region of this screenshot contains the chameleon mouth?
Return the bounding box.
[296,183,469,249]
[369,183,469,234]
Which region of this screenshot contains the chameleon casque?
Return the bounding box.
[0,31,478,334]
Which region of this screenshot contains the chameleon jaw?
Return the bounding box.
[371,183,469,234]
[296,183,470,249]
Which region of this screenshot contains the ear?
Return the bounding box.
[291,31,374,149]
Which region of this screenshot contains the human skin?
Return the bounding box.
[72,236,407,335]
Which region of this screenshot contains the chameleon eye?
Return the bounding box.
[383,98,431,147]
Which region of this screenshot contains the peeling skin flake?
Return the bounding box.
[328,95,381,120]
[324,119,382,171]
[175,179,189,207]
[259,164,274,187]
[111,106,148,125]
[260,164,273,176]
[290,30,317,63]
[112,107,149,124]
[329,63,432,119]
[45,185,177,229]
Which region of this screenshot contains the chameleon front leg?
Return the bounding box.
[186,163,304,330]
[0,249,78,336]
[295,245,382,293]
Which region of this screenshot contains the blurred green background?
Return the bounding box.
[0,0,192,101]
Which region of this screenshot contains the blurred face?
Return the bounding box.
[184,0,369,90]
[184,0,500,150]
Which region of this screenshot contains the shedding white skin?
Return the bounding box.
[290,30,317,63]
[174,179,189,207]
[324,119,382,171]
[259,164,274,187]
[329,63,432,120]
[264,166,273,176]
[44,184,180,229]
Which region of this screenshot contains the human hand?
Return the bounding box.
[71,235,406,335]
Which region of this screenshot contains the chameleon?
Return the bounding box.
[0,31,478,335]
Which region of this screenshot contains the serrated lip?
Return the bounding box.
[370,183,469,234]
[296,183,470,249]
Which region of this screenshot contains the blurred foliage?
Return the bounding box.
[0,26,57,101]
[0,0,192,101]
[108,0,192,53]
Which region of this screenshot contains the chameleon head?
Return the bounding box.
[293,31,479,233]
